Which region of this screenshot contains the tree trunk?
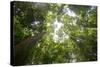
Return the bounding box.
[13,32,46,65]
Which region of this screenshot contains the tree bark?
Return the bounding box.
[13,32,46,65]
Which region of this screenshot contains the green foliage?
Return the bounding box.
[13,1,97,65]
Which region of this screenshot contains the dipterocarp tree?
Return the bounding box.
[11,1,97,65]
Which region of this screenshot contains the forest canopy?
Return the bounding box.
[11,1,97,66]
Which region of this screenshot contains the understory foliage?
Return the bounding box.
[12,1,97,65]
